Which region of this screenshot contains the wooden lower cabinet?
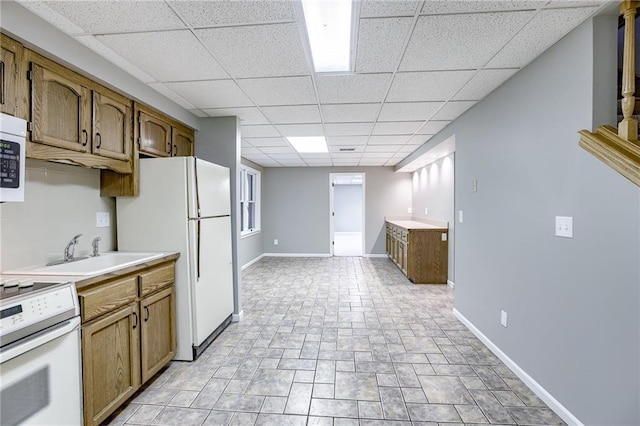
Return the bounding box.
[140,286,176,383]
[81,303,140,426]
[78,259,176,426]
[386,220,448,284]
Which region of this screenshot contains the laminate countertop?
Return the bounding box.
[386,219,448,230]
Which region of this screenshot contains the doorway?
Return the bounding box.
[330,173,365,256]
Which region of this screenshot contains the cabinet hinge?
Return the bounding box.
[14,63,18,76]
[27,122,32,132]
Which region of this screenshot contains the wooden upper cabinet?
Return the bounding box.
[172,125,194,157]
[138,111,171,157]
[92,90,132,161]
[1,34,25,117]
[29,61,90,152]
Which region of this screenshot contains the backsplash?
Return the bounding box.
[0,159,116,271]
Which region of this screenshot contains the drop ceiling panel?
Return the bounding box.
[452,69,519,101]
[360,0,421,18]
[276,124,324,137]
[356,17,414,73]
[262,105,321,124]
[331,152,362,159]
[168,0,297,27]
[432,101,476,121]
[148,83,196,109]
[327,136,370,146]
[416,121,451,134]
[378,102,443,121]
[41,1,185,33]
[368,135,411,145]
[365,145,400,153]
[96,30,228,82]
[400,12,534,71]
[388,71,475,102]
[362,152,396,158]
[201,107,269,125]
[259,147,297,155]
[244,137,290,147]
[241,125,281,138]
[242,147,262,155]
[316,74,392,104]
[420,1,548,15]
[195,23,309,78]
[321,104,380,123]
[373,121,424,135]
[238,77,317,105]
[407,134,434,145]
[487,7,599,68]
[325,123,374,136]
[396,145,421,153]
[305,160,333,166]
[164,80,252,108]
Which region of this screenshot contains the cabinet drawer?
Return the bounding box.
[139,263,175,297]
[79,276,138,322]
[401,230,408,242]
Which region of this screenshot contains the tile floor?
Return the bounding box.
[106,257,565,426]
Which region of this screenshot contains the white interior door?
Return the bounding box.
[330,173,365,257]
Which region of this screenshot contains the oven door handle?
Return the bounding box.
[0,317,80,364]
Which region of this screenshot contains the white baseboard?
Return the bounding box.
[241,254,264,271]
[453,308,583,426]
[263,253,331,258]
[232,310,243,322]
[447,280,455,289]
[364,254,388,258]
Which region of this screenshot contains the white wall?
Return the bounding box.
[263,167,411,255]
[0,159,116,270]
[399,16,639,425]
[411,153,455,281]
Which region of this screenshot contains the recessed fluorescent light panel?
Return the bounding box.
[288,136,329,153]
[301,0,353,72]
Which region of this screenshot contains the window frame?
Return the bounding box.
[240,165,261,237]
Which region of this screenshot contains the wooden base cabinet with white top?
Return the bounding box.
[77,257,177,426]
[386,219,448,284]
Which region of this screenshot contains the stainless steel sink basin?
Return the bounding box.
[2,252,167,276]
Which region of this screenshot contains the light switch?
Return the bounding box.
[407,207,412,214]
[472,180,478,192]
[424,207,428,215]
[555,216,573,238]
[96,212,110,228]
[458,210,464,223]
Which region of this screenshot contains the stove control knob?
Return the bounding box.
[19,279,34,288]
[4,279,20,288]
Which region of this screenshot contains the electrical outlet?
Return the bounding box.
[555,216,573,238]
[424,207,428,215]
[273,239,279,246]
[407,207,412,214]
[96,212,110,228]
[501,310,508,328]
[458,210,464,223]
[472,179,478,192]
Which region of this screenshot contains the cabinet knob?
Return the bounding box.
[144,306,150,322]
[96,132,102,148]
[132,311,138,329]
[82,129,88,146]
[172,144,177,156]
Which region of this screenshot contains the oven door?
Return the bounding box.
[0,317,82,426]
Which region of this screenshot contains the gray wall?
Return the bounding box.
[334,184,363,232]
[411,153,455,282]
[239,158,264,268]
[196,117,243,319]
[263,167,411,255]
[400,16,639,425]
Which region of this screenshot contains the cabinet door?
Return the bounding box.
[30,62,90,152]
[82,303,140,426]
[139,111,171,157]
[140,286,176,383]
[92,91,132,161]
[171,126,194,157]
[1,34,21,117]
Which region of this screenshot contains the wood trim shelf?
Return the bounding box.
[579,125,640,186]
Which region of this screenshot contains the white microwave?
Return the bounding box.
[0,113,26,202]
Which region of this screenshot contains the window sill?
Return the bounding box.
[241,230,261,239]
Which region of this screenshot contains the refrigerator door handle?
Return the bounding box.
[193,157,201,217]
[197,219,201,280]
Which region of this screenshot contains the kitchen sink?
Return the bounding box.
[2,252,167,276]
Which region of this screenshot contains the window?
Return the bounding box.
[240,166,260,236]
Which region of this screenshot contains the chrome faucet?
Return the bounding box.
[91,237,101,257]
[64,234,82,262]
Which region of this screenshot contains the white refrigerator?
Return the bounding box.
[117,157,234,361]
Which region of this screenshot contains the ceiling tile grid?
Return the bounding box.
[17,0,610,168]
